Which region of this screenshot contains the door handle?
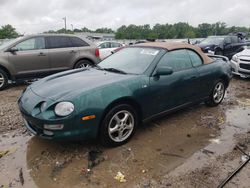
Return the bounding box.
[190,76,197,79]
[38,52,46,56]
[70,50,77,53]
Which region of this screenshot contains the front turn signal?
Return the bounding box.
[82,115,96,121]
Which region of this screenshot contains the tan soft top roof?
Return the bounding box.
[134,42,213,64]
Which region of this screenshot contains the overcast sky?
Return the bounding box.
[0,0,249,34]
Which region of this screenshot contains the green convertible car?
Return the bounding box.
[18,42,232,146]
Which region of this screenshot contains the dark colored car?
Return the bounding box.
[197,35,246,59]
[18,42,232,146]
[0,34,100,90]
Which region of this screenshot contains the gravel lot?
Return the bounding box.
[0,77,250,188]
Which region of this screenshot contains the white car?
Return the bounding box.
[97,41,123,60]
[231,46,250,78]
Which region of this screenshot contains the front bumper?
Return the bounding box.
[18,88,99,140]
[230,59,250,78]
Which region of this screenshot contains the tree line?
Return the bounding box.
[0,22,249,39]
[115,22,250,39]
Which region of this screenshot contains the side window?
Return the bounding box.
[70,37,89,47]
[157,49,193,72]
[99,42,110,49]
[231,36,238,44]
[111,42,122,48]
[47,36,73,49]
[15,37,45,51]
[187,50,203,67]
[224,37,232,44]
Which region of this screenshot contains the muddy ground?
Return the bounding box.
[0,77,250,188]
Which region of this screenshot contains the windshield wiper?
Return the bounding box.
[92,64,104,70]
[103,68,127,74]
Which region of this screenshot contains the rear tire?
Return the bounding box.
[205,80,225,107]
[100,104,138,147]
[0,69,8,91]
[74,60,93,69]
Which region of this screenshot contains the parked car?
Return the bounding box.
[18,42,232,146]
[197,35,246,59]
[96,41,123,60]
[231,45,250,78]
[0,34,100,90]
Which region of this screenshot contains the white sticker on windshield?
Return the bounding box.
[140,49,159,56]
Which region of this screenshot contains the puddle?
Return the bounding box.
[162,106,250,178]
[0,134,36,188]
[0,104,220,188]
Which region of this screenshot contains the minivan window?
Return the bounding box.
[47,36,72,49]
[158,49,193,72]
[15,37,45,51]
[70,37,89,47]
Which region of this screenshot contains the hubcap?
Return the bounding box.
[78,63,90,68]
[213,82,225,103]
[0,73,5,88]
[108,110,134,142]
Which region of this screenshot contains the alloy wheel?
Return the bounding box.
[108,110,135,143]
[0,73,5,88]
[213,82,225,103]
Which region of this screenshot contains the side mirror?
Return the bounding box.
[8,47,18,53]
[155,66,173,76]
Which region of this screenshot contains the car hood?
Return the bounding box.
[235,49,250,57]
[30,68,138,101]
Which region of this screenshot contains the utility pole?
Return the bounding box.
[71,24,73,31]
[62,17,67,31]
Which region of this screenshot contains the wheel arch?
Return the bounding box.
[73,58,95,68]
[219,75,230,88]
[0,65,11,80]
[97,97,143,136]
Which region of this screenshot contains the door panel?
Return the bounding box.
[46,36,79,71]
[8,37,50,77]
[149,49,199,114]
[48,47,79,71]
[149,69,198,114]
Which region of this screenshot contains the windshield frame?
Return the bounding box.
[98,46,165,76]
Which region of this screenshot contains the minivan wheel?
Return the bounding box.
[0,69,8,91]
[74,60,93,69]
[100,104,138,147]
[205,80,225,107]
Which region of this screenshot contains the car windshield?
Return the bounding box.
[0,37,23,50]
[200,37,225,45]
[98,47,160,74]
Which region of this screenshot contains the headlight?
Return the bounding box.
[54,102,74,117]
[232,55,238,62]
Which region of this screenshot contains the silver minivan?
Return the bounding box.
[0,34,100,90]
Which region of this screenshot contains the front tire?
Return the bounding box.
[74,60,93,69]
[0,69,8,91]
[205,80,225,107]
[100,104,138,147]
